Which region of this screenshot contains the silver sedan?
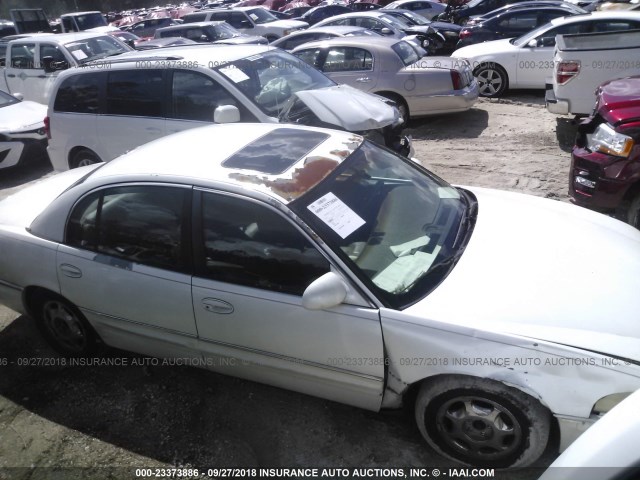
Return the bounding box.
[292,36,478,119]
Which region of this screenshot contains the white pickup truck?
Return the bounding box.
[0,32,131,105]
[546,29,640,116]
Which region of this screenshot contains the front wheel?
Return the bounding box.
[474,64,508,98]
[415,376,551,468]
[378,93,410,122]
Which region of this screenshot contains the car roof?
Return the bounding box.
[285,25,371,34]
[88,123,363,204]
[6,32,111,43]
[91,44,275,64]
[293,35,402,49]
[157,21,227,30]
[548,9,640,25]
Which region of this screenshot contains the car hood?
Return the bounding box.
[597,76,640,127]
[405,24,461,35]
[452,37,517,58]
[429,21,463,32]
[86,25,121,33]
[0,101,47,133]
[215,35,268,44]
[289,85,400,130]
[403,186,640,362]
[268,19,308,29]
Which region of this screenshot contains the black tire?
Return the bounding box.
[627,193,640,229]
[474,64,508,98]
[378,93,410,122]
[71,149,101,169]
[415,376,551,468]
[33,293,102,357]
[265,35,279,43]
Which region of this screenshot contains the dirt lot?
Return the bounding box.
[0,93,578,480]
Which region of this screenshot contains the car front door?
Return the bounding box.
[317,46,379,91]
[57,184,199,358]
[191,189,385,410]
[5,42,36,100]
[37,43,71,104]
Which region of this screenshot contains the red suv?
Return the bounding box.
[570,76,640,228]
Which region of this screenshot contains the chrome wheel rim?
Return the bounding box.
[42,300,87,352]
[434,395,523,462]
[477,69,504,97]
[77,157,97,167]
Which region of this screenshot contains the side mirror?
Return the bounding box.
[380,27,393,35]
[527,39,539,48]
[239,20,253,28]
[302,272,348,310]
[125,39,136,49]
[13,92,24,101]
[42,56,68,73]
[214,105,241,123]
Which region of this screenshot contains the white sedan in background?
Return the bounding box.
[1,123,640,469]
[452,11,640,97]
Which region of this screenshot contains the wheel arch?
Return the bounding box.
[373,90,410,118]
[68,146,101,169]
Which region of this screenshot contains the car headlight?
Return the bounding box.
[592,392,632,416]
[587,123,634,157]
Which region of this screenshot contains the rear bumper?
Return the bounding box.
[545,85,569,115]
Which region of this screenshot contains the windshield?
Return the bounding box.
[512,21,554,46]
[399,10,429,25]
[246,8,278,24]
[211,23,243,39]
[213,51,335,117]
[0,89,19,107]
[65,35,130,64]
[380,13,412,28]
[74,13,108,30]
[290,141,472,309]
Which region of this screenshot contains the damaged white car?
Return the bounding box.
[0,90,47,169]
[46,45,410,171]
[1,123,640,468]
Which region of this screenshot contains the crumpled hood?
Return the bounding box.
[0,101,47,133]
[269,19,308,29]
[215,35,268,45]
[597,76,640,127]
[292,85,400,131]
[404,186,640,361]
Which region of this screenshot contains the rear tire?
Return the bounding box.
[71,149,101,169]
[32,293,102,357]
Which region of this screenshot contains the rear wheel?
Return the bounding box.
[33,293,101,357]
[474,64,508,98]
[415,376,551,468]
[71,149,101,169]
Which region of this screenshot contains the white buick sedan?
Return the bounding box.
[452,11,640,97]
[1,123,640,468]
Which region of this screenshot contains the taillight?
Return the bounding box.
[556,60,580,86]
[459,29,471,39]
[44,116,51,140]
[450,70,463,90]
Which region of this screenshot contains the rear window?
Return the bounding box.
[182,13,208,23]
[223,128,329,174]
[391,40,419,66]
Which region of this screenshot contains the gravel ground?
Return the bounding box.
[0,93,579,480]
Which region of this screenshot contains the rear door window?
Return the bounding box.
[106,70,165,117]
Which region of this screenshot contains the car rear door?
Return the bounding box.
[315,46,380,91]
[95,69,166,161]
[191,189,385,411]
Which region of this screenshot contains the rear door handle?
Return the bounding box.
[202,298,234,315]
[7,74,16,78]
[59,264,82,278]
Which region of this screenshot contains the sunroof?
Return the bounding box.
[222,128,330,174]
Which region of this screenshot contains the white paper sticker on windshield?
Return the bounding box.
[249,13,259,21]
[70,50,87,60]
[220,66,250,83]
[308,192,365,239]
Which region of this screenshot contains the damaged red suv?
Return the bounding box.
[571,76,640,228]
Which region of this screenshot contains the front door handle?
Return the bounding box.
[356,77,371,83]
[59,263,82,278]
[7,74,16,78]
[202,298,234,314]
